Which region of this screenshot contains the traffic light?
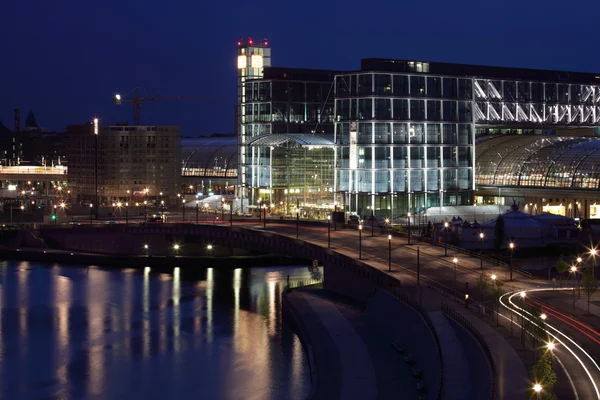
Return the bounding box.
[51,214,56,221]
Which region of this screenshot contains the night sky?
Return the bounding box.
[2,0,599,136]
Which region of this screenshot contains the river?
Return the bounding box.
[0,260,313,399]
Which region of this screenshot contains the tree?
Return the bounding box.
[555,255,569,287]
[491,280,505,326]
[476,274,491,303]
[582,266,598,315]
[494,215,505,250]
[529,351,557,400]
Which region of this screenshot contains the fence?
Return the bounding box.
[445,243,532,278]
[286,278,323,291]
[442,303,496,400]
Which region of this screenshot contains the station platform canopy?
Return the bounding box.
[476,135,600,189]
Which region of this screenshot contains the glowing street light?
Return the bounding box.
[453,257,458,300]
[540,313,547,320]
[509,241,515,281]
[358,224,363,259]
[444,222,449,256]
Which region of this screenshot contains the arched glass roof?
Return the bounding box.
[246,133,335,148]
[476,135,600,189]
[181,137,237,178]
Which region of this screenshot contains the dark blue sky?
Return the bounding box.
[2,0,599,136]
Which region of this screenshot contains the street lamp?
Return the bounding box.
[388,234,392,272]
[207,244,213,251]
[125,202,129,224]
[182,199,186,222]
[444,222,449,256]
[571,265,578,309]
[173,244,180,255]
[509,242,515,281]
[359,224,363,259]
[93,117,99,219]
[327,215,331,248]
[453,257,458,300]
[144,243,149,256]
[407,212,411,245]
[533,383,542,399]
[520,291,526,344]
[479,232,484,269]
[89,203,93,224]
[590,248,597,280]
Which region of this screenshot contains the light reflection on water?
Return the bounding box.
[0,261,313,400]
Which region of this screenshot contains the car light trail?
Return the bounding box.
[500,288,600,399]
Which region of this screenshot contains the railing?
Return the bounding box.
[392,287,444,400]
[442,303,496,400]
[0,166,67,175]
[445,243,532,278]
[286,278,323,291]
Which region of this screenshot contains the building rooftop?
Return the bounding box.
[359,58,600,84]
[181,136,237,178]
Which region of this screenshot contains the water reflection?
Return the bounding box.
[0,261,313,400]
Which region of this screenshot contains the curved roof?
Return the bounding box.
[181,137,237,178]
[246,133,335,148]
[476,135,600,189]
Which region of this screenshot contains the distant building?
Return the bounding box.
[0,109,65,166]
[66,124,181,205]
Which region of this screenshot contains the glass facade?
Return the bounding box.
[334,73,474,218]
[476,136,600,189]
[239,68,336,209]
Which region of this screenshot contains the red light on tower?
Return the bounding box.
[248,38,253,44]
[237,41,241,46]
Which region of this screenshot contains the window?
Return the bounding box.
[442,101,457,121]
[375,99,391,120]
[410,100,425,121]
[374,123,390,144]
[410,76,426,97]
[427,77,441,98]
[393,75,409,96]
[358,74,372,96]
[358,99,372,120]
[393,99,409,120]
[458,79,472,100]
[374,74,392,95]
[442,78,457,99]
[427,101,441,121]
[336,76,350,97]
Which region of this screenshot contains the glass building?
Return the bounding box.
[236,39,338,213]
[334,59,600,220]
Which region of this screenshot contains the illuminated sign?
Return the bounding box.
[7,185,16,191]
[251,54,263,68]
[237,55,247,69]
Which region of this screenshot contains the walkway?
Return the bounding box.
[286,288,424,400]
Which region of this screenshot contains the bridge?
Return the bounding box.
[0,166,67,181]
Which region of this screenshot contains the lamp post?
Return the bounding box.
[93,117,99,219]
[173,244,180,256]
[590,248,597,280]
[388,234,392,272]
[547,341,555,368]
[89,203,93,224]
[263,205,266,229]
[359,224,363,259]
[125,202,129,224]
[479,232,484,269]
[453,257,458,300]
[296,199,299,239]
[144,244,149,257]
[407,212,411,245]
[371,213,374,237]
[509,242,514,281]
[196,201,199,224]
[520,291,526,345]
[182,199,186,222]
[143,201,147,223]
[230,200,233,227]
[571,265,577,309]
[533,383,542,399]
[444,222,449,256]
[327,215,331,248]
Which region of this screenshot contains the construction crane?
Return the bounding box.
[114,87,212,125]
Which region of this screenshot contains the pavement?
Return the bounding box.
[285,288,423,400]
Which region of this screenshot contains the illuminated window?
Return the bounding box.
[237,55,247,69]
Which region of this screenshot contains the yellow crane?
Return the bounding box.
[114,87,212,125]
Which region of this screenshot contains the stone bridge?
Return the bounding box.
[37,223,399,301]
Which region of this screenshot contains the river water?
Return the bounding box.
[0,261,313,400]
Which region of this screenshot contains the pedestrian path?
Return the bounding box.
[429,311,471,400]
[298,291,378,400]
